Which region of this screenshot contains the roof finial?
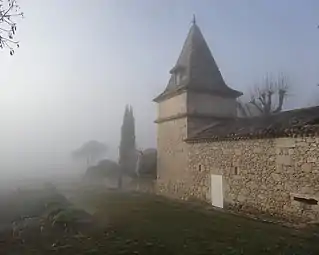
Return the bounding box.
[192,14,196,25]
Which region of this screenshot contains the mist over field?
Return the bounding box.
[0,0,319,185]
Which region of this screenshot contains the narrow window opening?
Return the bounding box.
[173,68,185,85]
[198,165,202,171]
[174,72,182,85]
[234,167,238,175]
[293,196,318,205]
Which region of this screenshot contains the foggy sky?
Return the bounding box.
[0,0,319,179]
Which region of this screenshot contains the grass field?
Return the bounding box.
[79,190,319,255]
[1,188,318,254]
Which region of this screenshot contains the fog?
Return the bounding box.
[0,0,318,183]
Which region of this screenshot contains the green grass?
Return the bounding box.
[1,189,318,255]
[80,190,319,255]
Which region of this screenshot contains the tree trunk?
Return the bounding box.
[273,89,285,114]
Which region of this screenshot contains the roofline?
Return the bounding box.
[185,106,319,142]
[185,128,319,143]
[153,86,243,103]
[153,86,186,103]
[154,113,232,124]
[169,64,186,74]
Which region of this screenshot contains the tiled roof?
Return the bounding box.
[154,23,242,103]
[186,106,319,142]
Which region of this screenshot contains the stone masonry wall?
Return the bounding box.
[185,137,319,222]
[156,118,191,199]
[157,137,319,222]
[156,91,193,199]
[158,93,187,120]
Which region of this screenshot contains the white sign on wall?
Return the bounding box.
[211,174,223,208]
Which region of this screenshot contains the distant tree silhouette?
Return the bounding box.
[84,159,120,182]
[136,148,157,179]
[118,105,136,188]
[72,140,108,167]
[237,73,291,117]
[0,0,24,55]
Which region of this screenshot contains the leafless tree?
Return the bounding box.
[0,0,23,55]
[237,73,291,117]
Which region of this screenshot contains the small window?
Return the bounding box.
[234,167,239,175]
[293,196,318,205]
[174,70,185,85]
[174,73,181,85]
[198,165,202,171]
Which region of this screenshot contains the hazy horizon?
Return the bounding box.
[0,0,319,180]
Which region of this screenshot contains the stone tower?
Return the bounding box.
[153,20,242,197]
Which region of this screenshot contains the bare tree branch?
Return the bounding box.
[238,72,291,117]
[273,89,286,113]
[265,90,273,114]
[258,93,266,107]
[0,0,23,55]
[250,99,264,114]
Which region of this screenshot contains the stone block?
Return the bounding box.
[306,138,315,143]
[253,147,262,153]
[271,173,281,182]
[234,149,242,155]
[237,194,246,202]
[299,187,314,194]
[276,155,292,166]
[307,157,317,163]
[276,138,296,148]
[276,164,283,172]
[297,142,308,147]
[301,163,312,173]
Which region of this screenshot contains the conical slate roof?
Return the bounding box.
[154,22,242,102]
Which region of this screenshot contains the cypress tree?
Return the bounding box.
[118,105,136,187]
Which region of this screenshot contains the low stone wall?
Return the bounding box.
[157,137,319,222]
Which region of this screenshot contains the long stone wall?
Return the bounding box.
[158,137,319,222]
[188,137,319,221]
